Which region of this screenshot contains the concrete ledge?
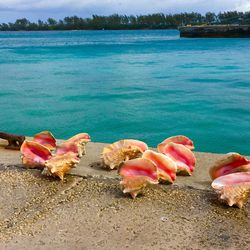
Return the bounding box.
[0,139,249,249]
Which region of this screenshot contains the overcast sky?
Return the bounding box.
[1,0,250,22]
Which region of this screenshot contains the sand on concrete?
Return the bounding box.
[0,139,249,250]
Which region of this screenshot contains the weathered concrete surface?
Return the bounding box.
[0,139,249,250]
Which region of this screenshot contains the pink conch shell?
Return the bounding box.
[157,142,196,175]
[33,131,56,151]
[102,140,146,170]
[209,153,250,180]
[45,152,80,181]
[119,158,158,198]
[62,133,91,157]
[20,141,52,168]
[212,172,250,208]
[142,150,177,183]
[161,135,194,150]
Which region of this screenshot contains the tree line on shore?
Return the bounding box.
[1,11,250,31]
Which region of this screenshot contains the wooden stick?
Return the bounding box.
[0,132,25,150]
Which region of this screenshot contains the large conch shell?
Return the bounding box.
[142,150,177,183]
[160,135,194,150]
[209,153,250,180]
[211,172,250,208]
[20,141,52,168]
[119,158,158,198]
[45,152,80,181]
[157,142,196,175]
[33,131,56,151]
[102,139,148,170]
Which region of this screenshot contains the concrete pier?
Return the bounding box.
[179,25,250,38]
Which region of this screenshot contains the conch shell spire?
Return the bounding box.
[45,152,80,181]
[101,139,148,170]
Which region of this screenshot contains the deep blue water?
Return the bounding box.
[0,30,249,154]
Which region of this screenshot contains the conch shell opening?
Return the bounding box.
[20,141,52,168]
[157,142,196,175]
[119,158,158,198]
[209,153,250,180]
[142,150,177,183]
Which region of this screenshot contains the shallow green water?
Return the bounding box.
[0,30,249,154]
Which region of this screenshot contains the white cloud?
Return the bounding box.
[0,0,250,13]
[0,0,250,22]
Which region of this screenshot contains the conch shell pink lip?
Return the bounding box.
[20,140,52,167]
[142,150,177,183]
[33,131,56,151]
[161,135,194,150]
[119,158,158,182]
[212,172,250,189]
[119,158,159,198]
[209,153,250,180]
[157,142,196,175]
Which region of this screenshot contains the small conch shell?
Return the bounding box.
[118,158,158,198]
[20,141,52,168]
[211,172,250,208]
[160,135,194,150]
[33,131,56,151]
[45,152,80,181]
[157,142,196,175]
[142,150,177,183]
[102,139,147,170]
[209,153,250,180]
[62,133,91,157]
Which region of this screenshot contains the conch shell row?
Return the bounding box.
[210,153,250,208]
[21,131,90,180]
[101,135,196,198]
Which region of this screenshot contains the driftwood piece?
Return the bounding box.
[0,132,25,150]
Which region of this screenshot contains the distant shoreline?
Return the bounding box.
[1,11,250,32]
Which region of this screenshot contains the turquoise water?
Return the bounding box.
[0,30,249,154]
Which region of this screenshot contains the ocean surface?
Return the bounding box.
[0,30,249,154]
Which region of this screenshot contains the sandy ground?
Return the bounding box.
[0,140,249,249]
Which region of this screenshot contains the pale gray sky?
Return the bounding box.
[0,0,250,22]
